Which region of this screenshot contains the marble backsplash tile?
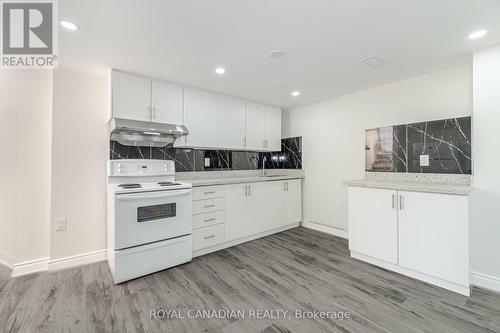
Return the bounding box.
[365,116,471,174]
[110,136,302,172]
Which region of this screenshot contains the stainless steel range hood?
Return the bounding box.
[109,118,188,147]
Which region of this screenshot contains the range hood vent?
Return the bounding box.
[109,118,188,147]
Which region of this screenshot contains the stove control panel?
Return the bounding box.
[108,159,175,177]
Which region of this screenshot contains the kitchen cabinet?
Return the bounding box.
[285,179,302,225]
[225,184,248,242]
[245,102,267,150]
[348,187,398,264]
[397,190,469,286]
[218,95,246,149]
[225,180,301,243]
[112,71,151,121]
[151,79,183,124]
[347,185,470,295]
[265,106,282,151]
[181,87,219,148]
[247,182,270,235]
[112,71,183,124]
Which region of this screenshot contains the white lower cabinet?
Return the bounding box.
[348,186,470,295]
[348,187,398,264]
[224,184,248,241]
[285,179,302,225]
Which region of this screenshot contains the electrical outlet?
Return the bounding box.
[55,218,67,232]
[420,154,430,167]
[204,158,210,167]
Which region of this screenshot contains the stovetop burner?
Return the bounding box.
[158,181,181,186]
[118,183,142,189]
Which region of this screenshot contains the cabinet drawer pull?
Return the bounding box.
[203,204,216,208]
[204,235,216,240]
[399,195,404,210]
[203,218,216,223]
[203,191,215,195]
[392,194,396,209]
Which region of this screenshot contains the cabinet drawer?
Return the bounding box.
[193,186,225,200]
[193,211,225,229]
[192,198,225,215]
[193,223,225,251]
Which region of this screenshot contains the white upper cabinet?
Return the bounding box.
[265,106,282,151]
[182,87,219,148]
[218,95,246,149]
[151,79,183,124]
[245,102,267,150]
[112,71,151,121]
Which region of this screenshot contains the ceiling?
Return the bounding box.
[59,0,500,108]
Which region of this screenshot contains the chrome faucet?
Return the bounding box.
[261,156,268,176]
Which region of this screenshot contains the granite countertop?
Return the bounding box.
[345,178,472,196]
[177,169,305,187]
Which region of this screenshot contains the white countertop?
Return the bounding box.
[177,169,304,187]
[345,178,472,195]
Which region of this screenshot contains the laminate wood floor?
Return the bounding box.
[1,227,500,333]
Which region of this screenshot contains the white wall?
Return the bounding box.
[283,64,472,234]
[470,45,500,292]
[51,68,109,260]
[0,70,52,266]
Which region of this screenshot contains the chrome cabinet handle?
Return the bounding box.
[203,218,216,223]
[245,186,248,196]
[248,185,251,196]
[204,235,215,240]
[203,191,215,195]
[152,106,156,120]
[286,183,288,191]
[262,140,266,148]
[243,138,246,147]
[203,204,215,208]
[392,194,396,209]
[399,195,404,210]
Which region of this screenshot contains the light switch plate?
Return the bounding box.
[204,158,210,167]
[55,218,67,232]
[420,154,430,167]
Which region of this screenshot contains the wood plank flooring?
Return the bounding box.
[1,227,500,333]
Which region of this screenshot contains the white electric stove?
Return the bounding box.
[107,159,192,283]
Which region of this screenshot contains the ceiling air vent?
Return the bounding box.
[360,55,385,68]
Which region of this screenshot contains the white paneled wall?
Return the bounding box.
[0,70,52,271]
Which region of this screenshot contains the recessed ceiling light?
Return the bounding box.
[270,50,286,59]
[215,67,226,75]
[60,20,79,31]
[468,30,488,40]
[291,91,300,97]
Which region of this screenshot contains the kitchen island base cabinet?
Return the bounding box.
[347,186,470,296]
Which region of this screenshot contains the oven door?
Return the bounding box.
[114,189,192,250]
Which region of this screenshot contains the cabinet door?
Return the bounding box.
[265,106,282,151]
[285,179,302,225]
[247,182,269,235]
[224,184,248,242]
[266,181,286,230]
[112,71,151,121]
[398,191,469,286]
[151,79,183,124]
[183,87,219,148]
[348,187,398,264]
[245,102,266,150]
[218,95,246,149]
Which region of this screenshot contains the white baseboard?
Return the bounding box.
[301,220,348,239]
[48,249,107,271]
[0,250,16,267]
[471,271,500,293]
[11,257,49,277]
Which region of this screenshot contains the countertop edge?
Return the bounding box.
[182,175,304,187]
[345,180,472,196]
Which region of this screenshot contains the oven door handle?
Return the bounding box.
[116,189,191,201]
